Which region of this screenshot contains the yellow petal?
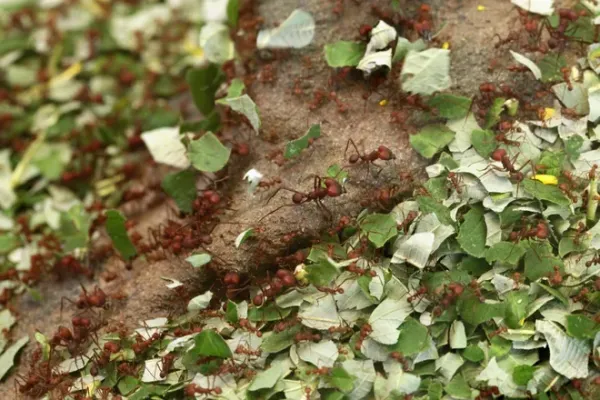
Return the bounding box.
[477,5,485,11]
[543,107,555,120]
[531,174,558,185]
[442,42,450,50]
[379,99,388,106]
[50,62,82,86]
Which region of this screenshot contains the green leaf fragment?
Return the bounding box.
[189,330,232,358]
[284,124,321,159]
[462,344,484,363]
[471,129,496,158]
[305,259,339,287]
[485,241,526,265]
[457,291,505,326]
[360,213,398,248]
[324,41,365,67]
[524,241,564,282]
[188,132,231,172]
[186,253,211,268]
[410,124,455,159]
[328,366,355,393]
[426,94,472,120]
[485,97,506,128]
[566,314,600,339]
[261,324,302,353]
[457,208,486,258]
[522,179,570,206]
[105,210,137,260]
[186,65,224,115]
[248,303,292,322]
[512,365,535,385]
[445,374,472,399]
[505,290,530,329]
[161,170,197,214]
[390,317,428,356]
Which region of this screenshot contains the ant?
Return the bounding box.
[184,384,222,397]
[447,172,463,194]
[344,139,395,172]
[490,148,527,182]
[398,211,419,234]
[259,175,344,221]
[61,285,107,319]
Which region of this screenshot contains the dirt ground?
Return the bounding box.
[0,0,579,396]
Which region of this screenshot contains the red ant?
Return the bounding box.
[61,285,107,318]
[490,148,527,182]
[397,211,419,234]
[184,384,222,397]
[259,175,344,221]
[345,139,395,171]
[447,172,463,194]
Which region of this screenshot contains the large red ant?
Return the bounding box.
[344,139,395,174]
[259,175,344,221]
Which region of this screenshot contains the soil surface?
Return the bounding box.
[0,0,579,396]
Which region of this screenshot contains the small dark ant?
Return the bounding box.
[344,139,395,172]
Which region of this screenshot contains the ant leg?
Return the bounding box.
[344,138,361,158]
[265,186,306,205]
[316,199,333,221]
[258,203,296,222]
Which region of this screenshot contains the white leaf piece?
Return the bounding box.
[0,336,28,380]
[297,340,338,368]
[342,359,376,400]
[187,291,213,312]
[186,253,212,268]
[435,352,464,381]
[414,338,439,363]
[511,0,554,15]
[588,85,600,122]
[235,228,255,248]
[70,374,105,393]
[256,9,315,49]
[477,357,521,396]
[110,5,171,49]
[368,266,386,301]
[192,372,238,400]
[381,361,421,395]
[249,355,292,391]
[0,310,16,332]
[162,277,184,289]
[415,213,455,252]
[334,274,373,310]
[142,358,166,383]
[56,355,89,374]
[357,49,392,74]
[401,48,451,95]
[366,21,397,54]
[217,94,261,133]
[0,150,16,210]
[552,82,589,115]
[491,274,516,295]
[392,232,435,268]
[141,127,190,169]
[199,22,235,64]
[243,169,263,193]
[484,212,502,246]
[536,320,590,378]
[510,50,542,79]
[299,294,342,330]
[447,113,479,153]
[368,298,412,345]
[360,337,390,361]
[449,321,467,349]
[454,160,514,194]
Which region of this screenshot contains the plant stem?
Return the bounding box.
[587,178,598,222]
